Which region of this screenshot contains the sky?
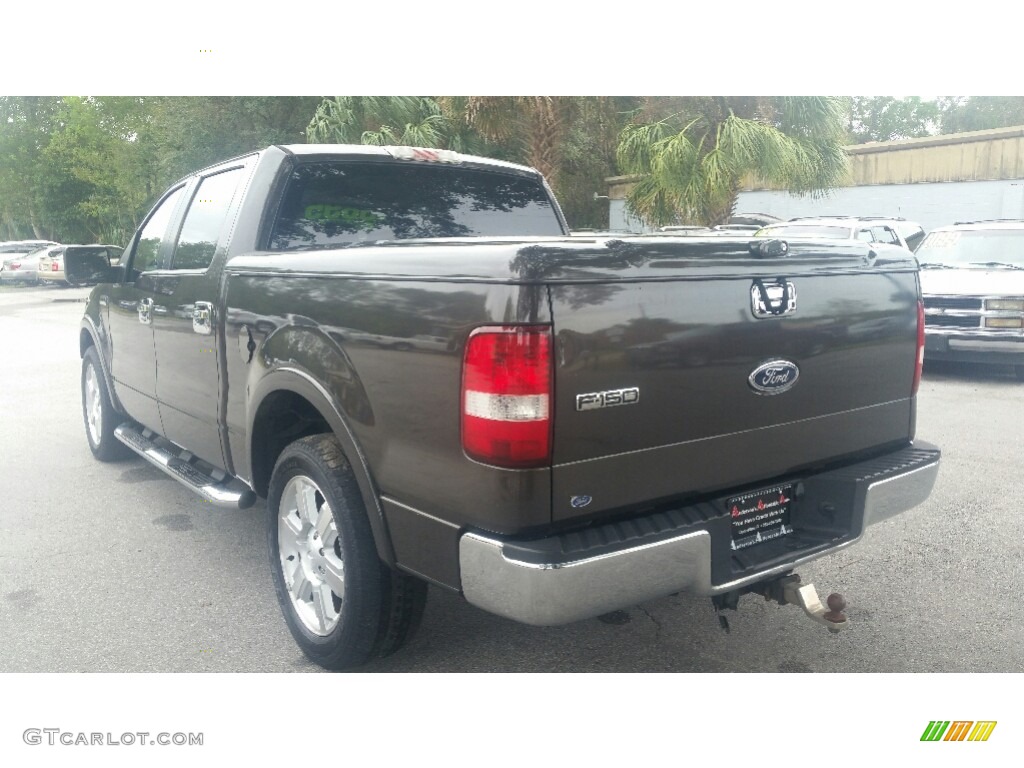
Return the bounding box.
[5,4,1017,97]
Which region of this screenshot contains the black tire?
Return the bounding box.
[267,434,427,670]
[81,346,130,461]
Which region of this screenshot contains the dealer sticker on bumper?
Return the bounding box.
[728,484,794,551]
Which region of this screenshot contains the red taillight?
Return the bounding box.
[9,262,20,270]
[912,299,925,396]
[461,325,552,468]
[52,263,59,271]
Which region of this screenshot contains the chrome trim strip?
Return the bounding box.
[380,496,461,530]
[947,339,1024,353]
[926,328,1024,338]
[459,454,940,626]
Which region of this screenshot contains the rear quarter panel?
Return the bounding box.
[222,272,553,535]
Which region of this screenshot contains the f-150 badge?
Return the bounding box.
[748,360,800,395]
[576,387,640,411]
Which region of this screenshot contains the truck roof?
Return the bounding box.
[279,144,539,175]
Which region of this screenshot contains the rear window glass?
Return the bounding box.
[269,161,563,250]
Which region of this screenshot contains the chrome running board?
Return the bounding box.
[114,423,257,509]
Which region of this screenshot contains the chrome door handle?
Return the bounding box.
[193,301,213,335]
[138,297,153,325]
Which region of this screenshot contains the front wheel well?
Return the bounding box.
[250,390,333,498]
[80,327,95,357]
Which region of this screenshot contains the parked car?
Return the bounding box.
[729,212,781,227]
[754,216,924,250]
[37,244,123,286]
[915,219,1024,380]
[0,240,59,284]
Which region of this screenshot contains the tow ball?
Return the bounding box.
[764,574,849,634]
[712,573,849,634]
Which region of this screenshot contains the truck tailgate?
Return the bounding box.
[550,238,920,522]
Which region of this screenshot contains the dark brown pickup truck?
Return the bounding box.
[71,144,940,669]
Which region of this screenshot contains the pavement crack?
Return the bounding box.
[639,607,663,639]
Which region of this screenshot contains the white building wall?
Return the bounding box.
[735,179,1024,233]
[608,199,657,233]
[609,179,1024,234]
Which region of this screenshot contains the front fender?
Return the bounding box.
[80,313,125,416]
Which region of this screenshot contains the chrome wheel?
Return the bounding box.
[84,363,103,446]
[277,475,345,636]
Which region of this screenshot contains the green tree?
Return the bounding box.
[847,96,940,143]
[0,97,63,239]
[145,96,322,184]
[40,97,158,243]
[616,96,851,227]
[936,96,1024,134]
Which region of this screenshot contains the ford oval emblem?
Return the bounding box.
[570,495,593,509]
[748,359,800,395]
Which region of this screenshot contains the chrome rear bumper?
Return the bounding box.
[459,443,940,626]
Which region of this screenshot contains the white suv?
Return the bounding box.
[754,216,925,251]
[916,220,1024,381]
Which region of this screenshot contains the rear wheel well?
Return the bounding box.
[250,390,333,498]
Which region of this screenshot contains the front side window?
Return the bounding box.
[131,186,185,280]
[268,161,563,251]
[869,226,899,245]
[170,167,245,270]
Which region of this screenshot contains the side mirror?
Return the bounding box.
[65,249,125,286]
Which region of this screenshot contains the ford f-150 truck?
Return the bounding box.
[71,144,941,669]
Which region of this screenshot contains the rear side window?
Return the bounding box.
[268,161,564,251]
[171,167,245,270]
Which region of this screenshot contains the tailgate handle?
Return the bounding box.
[751,279,796,318]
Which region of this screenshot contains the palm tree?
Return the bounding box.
[439,97,583,189]
[616,97,850,227]
[305,96,485,153]
[441,96,639,228]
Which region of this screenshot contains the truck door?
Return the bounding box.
[152,162,251,471]
[106,184,188,433]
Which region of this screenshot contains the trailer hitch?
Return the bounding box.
[754,573,849,633]
[711,573,849,634]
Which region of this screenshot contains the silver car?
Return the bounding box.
[0,240,59,284]
[37,244,122,286]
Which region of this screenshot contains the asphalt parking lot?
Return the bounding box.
[1,283,1022,672]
